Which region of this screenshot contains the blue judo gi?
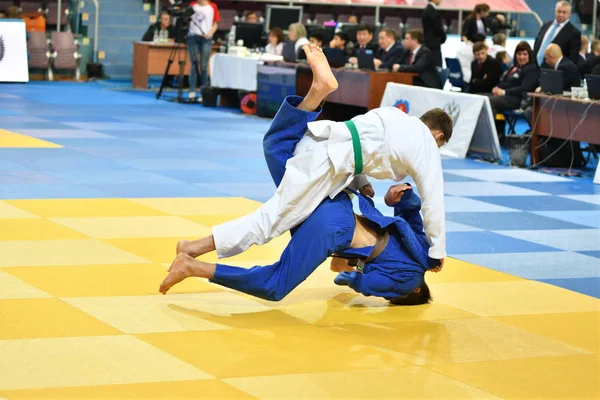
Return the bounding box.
[210,96,434,301]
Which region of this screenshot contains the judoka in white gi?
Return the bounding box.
[160,44,452,294]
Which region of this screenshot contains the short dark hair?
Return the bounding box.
[514,41,535,65]
[335,31,349,44]
[495,50,508,63]
[309,33,324,43]
[420,108,453,142]
[493,33,506,46]
[406,29,423,44]
[380,27,397,40]
[356,24,374,34]
[389,283,431,306]
[472,41,488,53]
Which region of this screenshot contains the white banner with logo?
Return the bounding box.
[0,20,29,83]
[380,83,502,159]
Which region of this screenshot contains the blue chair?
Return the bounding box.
[503,109,528,135]
[437,67,450,88]
[444,57,469,91]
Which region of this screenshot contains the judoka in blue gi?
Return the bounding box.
[159,46,441,304]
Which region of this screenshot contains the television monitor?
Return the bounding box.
[265,5,303,33]
[234,22,265,48]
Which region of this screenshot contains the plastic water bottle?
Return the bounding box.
[228,25,236,48]
[153,29,158,43]
[583,78,589,99]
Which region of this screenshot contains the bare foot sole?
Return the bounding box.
[302,44,338,95]
[160,253,195,294]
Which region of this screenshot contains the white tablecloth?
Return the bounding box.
[209,53,283,92]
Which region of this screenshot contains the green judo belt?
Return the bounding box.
[343,120,363,175]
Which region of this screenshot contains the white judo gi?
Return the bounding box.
[212,107,447,260]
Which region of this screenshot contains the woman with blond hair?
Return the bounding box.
[288,23,309,54]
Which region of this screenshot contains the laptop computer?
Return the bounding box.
[586,75,600,100]
[540,68,564,95]
[282,41,297,62]
[357,51,375,70]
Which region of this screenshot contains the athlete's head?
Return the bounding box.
[420,108,453,148]
[389,282,431,305]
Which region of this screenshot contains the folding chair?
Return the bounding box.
[50,31,81,80]
[27,31,53,80]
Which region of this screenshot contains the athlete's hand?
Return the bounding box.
[430,258,444,273]
[359,183,375,198]
[384,183,412,206]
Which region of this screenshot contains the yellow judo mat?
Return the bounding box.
[0,197,598,399]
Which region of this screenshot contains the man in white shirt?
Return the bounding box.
[176,44,451,269]
[533,1,581,66]
[188,0,219,94]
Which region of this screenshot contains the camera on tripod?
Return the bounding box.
[164,0,194,43]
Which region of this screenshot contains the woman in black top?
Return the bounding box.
[490,41,540,115]
[462,3,491,43]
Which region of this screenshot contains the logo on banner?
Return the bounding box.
[443,100,461,125]
[393,99,410,113]
[0,36,5,63]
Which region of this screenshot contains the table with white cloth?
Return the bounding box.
[209,53,284,91]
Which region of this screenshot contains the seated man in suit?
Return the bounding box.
[348,25,379,66]
[142,11,175,42]
[374,28,404,71]
[392,30,442,89]
[582,39,600,76]
[468,41,503,94]
[544,44,581,90]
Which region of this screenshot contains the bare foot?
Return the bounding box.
[160,253,197,294]
[302,44,338,95]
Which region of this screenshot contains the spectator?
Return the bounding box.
[488,33,507,58]
[533,1,581,66]
[456,39,475,82]
[422,0,446,68]
[487,13,511,35]
[577,35,591,75]
[490,41,539,119]
[327,32,349,67]
[462,3,490,43]
[543,43,581,90]
[468,41,502,94]
[309,33,324,48]
[348,25,379,66]
[188,0,219,92]
[393,29,442,89]
[142,11,175,42]
[244,11,259,24]
[347,15,359,24]
[374,27,404,70]
[329,32,348,50]
[587,40,600,75]
[289,23,309,54]
[495,50,511,72]
[265,27,284,55]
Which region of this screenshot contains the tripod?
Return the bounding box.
[156,33,201,103]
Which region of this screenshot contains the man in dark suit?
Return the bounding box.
[392,29,442,89]
[348,24,379,66]
[422,0,446,68]
[374,27,404,70]
[545,44,581,90]
[468,42,502,94]
[579,39,599,76]
[533,1,581,66]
